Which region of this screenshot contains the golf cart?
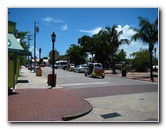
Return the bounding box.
[85,63,105,78]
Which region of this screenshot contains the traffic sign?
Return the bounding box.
[49,50,59,60]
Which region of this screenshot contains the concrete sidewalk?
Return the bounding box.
[105,70,158,83]
[8,66,92,121]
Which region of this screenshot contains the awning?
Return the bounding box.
[8,33,31,56]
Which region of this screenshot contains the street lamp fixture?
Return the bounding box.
[51,32,56,88]
[51,32,56,42]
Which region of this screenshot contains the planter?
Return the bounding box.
[47,74,56,86]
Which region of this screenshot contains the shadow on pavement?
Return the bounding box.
[17,80,29,83]
[8,88,19,96]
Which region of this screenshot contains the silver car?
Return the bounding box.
[74,65,87,73]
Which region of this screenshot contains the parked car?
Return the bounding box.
[28,64,34,70]
[41,63,45,67]
[54,60,68,69]
[85,63,105,78]
[74,65,87,73]
[69,63,75,71]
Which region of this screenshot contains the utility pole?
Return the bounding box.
[34,21,39,73]
[27,34,32,48]
[27,34,32,61]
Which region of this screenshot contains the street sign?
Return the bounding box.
[49,50,59,60]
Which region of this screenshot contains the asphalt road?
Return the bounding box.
[41,67,157,89]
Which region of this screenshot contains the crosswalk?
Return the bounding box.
[59,82,110,87]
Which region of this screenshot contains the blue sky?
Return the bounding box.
[8,8,158,59]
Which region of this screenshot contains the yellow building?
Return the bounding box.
[8,21,31,91]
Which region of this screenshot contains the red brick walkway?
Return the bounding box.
[8,89,92,121]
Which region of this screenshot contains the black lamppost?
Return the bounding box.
[51,32,56,88]
[39,48,42,66]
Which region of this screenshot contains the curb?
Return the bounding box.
[63,96,93,121]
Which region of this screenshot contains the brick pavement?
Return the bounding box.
[8,66,92,122]
[8,89,92,121]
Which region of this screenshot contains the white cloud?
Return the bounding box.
[78,27,103,35]
[117,25,149,58]
[42,17,54,22]
[119,41,149,58]
[116,25,136,40]
[60,24,68,31]
[42,16,64,26]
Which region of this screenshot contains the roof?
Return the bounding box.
[8,33,31,56]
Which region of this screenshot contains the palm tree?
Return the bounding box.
[130,16,158,81]
[98,26,130,73]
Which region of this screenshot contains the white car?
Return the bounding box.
[54,60,68,69]
[74,65,87,73]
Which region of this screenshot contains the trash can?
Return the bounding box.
[47,74,56,86]
[122,68,126,77]
[36,67,42,76]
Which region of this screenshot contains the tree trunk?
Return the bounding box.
[91,54,94,63]
[112,62,116,74]
[149,50,154,81]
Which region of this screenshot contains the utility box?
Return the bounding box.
[36,67,42,76]
[47,74,56,86]
[122,68,126,77]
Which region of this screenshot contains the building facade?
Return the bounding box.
[8,21,31,91]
